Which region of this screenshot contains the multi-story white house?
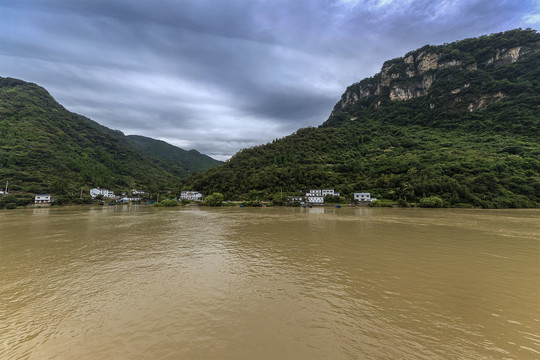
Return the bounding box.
[354,192,372,202]
[90,188,115,199]
[34,194,51,204]
[306,189,322,197]
[180,191,203,201]
[322,189,335,197]
[306,196,324,204]
[323,189,341,197]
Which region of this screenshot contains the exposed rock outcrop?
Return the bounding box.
[467,92,505,112]
[487,47,523,64]
[331,30,538,116]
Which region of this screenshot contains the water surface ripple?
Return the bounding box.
[1,206,539,359]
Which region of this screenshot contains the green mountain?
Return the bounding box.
[127,135,222,174]
[0,77,191,199]
[185,29,540,208]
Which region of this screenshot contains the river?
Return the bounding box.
[1,206,539,359]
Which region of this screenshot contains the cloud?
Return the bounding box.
[0,0,537,159]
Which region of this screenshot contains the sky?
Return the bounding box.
[1,0,538,160]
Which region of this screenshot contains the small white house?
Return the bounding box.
[131,189,148,196]
[354,192,372,202]
[180,191,203,201]
[34,194,51,204]
[90,188,115,199]
[117,197,141,203]
[288,196,304,202]
[306,196,324,204]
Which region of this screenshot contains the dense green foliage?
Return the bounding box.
[184,29,540,208]
[419,196,445,208]
[0,78,188,199]
[204,192,224,206]
[0,194,34,209]
[127,135,222,174]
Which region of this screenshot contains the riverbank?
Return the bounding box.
[2,200,537,211]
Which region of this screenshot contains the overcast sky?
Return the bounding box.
[1,0,538,160]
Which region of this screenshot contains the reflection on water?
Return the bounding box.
[1,207,539,359]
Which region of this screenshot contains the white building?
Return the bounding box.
[90,188,115,199]
[34,194,51,203]
[180,191,203,201]
[354,193,372,202]
[322,189,335,197]
[306,196,324,204]
[306,189,322,197]
[132,189,148,196]
[288,196,304,202]
[117,197,141,203]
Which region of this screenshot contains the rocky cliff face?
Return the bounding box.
[332,30,538,115]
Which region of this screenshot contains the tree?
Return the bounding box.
[51,177,69,195]
[324,195,342,204]
[204,193,224,206]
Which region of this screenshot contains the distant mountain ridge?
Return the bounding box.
[127,135,222,174]
[0,77,221,197]
[185,29,540,208]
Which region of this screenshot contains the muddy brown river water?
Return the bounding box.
[1,206,539,359]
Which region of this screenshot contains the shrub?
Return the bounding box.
[419,196,444,208]
[241,200,263,207]
[398,198,411,207]
[153,199,179,207]
[371,200,397,207]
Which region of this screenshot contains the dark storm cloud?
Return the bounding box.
[1,0,537,159]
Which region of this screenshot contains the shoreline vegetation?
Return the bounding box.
[0,194,499,210]
[0,202,522,211]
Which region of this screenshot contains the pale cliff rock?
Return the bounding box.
[416,52,440,74]
[439,60,463,69]
[422,73,435,89]
[487,47,523,64]
[451,83,470,95]
[468,92,505,112]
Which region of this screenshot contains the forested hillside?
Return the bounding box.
[0,77,186,198]
[127,135,222,174]
[185,29,540,208]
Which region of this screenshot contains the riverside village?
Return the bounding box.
[87,187,375,207]
[84,187,375,207]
